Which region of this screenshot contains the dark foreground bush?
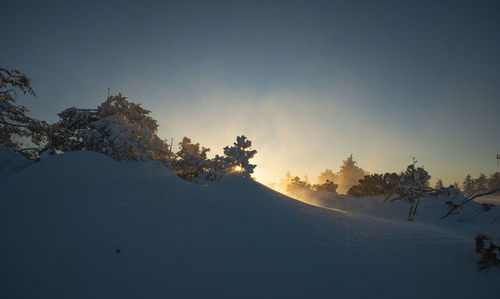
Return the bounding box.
[475,234,500,271]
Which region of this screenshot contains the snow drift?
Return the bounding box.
[1,151,499,298]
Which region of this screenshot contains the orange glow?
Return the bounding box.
[233,165,243,172]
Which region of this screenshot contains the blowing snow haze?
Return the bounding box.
[1,0,500,298]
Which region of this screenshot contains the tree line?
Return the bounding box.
[0,68,256,182]
[276,155,441,220]
[273,154,367,196]
[462,173,500,196]
[276,154,500,222]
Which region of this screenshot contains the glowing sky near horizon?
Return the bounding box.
[2,0,500,186]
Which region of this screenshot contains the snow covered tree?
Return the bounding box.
[335,154,367,194]
[347,174,386,197]
[382,172,401,196]
[318,169,335,184]
[286,176,312,197]
[170,135,258,182]
[49,107,99,152]
[463,174,474,195]
[312,180,338,193]
[91,94,169,161]
[172,137,211,181]
[317,169,337,185]
[474,173,488,191]
[488,172,500,193]
[0,68,48,158]
[434,179,444,189]
[222,135,257,178]
[50,94,169,162]
[392,159,431,220]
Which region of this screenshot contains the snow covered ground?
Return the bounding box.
[0,146,33,179]
[1,151,499,298]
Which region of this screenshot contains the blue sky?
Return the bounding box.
[2,0,500,185]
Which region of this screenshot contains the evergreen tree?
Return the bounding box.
[463,174,474,195]
[336,154,366,194]
[222,135,257,178]
[474,173,488,190]
[488,172,500,194]
[201,154,228,181]
[347,172,400,197]
[382,172,401,196]
[286,176,312,197]
[347,174,386,197]
[172,137,211,181]
[50,107,99,151]
[434,179,444,189]
[317,169,336,184]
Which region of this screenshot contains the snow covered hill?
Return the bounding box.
[1,152,499,298]
[0,146,32,179]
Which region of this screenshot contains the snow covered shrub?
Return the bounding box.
[171,137,211,181]
[381,172,401,196]
[312,180,338,193]
[392,161,430,220]
[50,94,169,162]
[0,68,48,159]
[286,176,312,197]
[222,135,257,179]
[475,234,500,271]
[395,162,430,199]
[171,135,258,182]
[49,107,99,152]
[200,154,228,181]
[347,172,401,198]
[348,174,385,197]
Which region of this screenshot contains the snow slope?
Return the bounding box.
[0,146,32,178]
[1,152,499,298]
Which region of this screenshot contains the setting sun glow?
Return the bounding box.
[232,165,243,172]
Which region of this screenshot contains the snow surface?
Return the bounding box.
[1,151,499,298]
[0,146,32,178]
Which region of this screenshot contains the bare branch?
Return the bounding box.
[441,188,500,219]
